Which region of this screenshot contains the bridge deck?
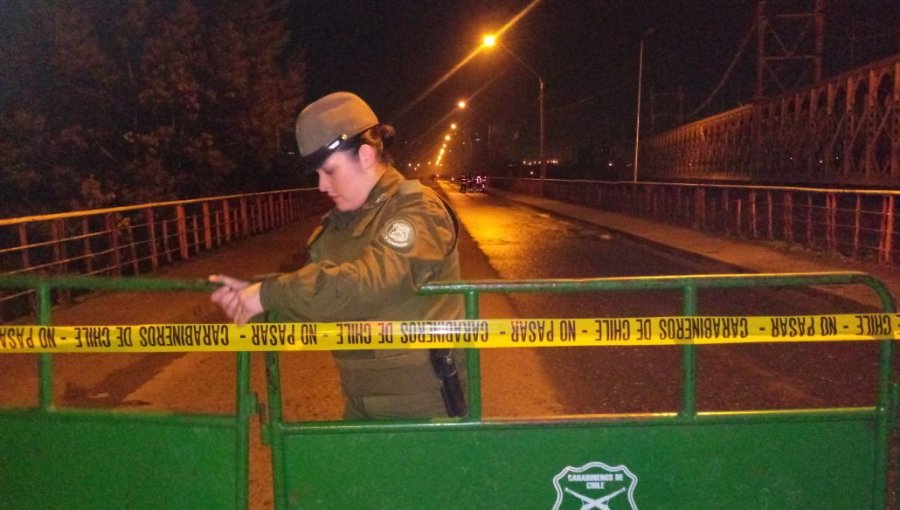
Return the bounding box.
[483,184,900,312]
[2,183,897,508]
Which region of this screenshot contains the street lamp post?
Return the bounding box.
[633,38,645,182]
[633,29,654,183]
[482,35,546,189]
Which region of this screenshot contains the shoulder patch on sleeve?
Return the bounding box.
[380,217,416,251]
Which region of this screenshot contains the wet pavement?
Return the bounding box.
[482,183,900,312]
[438,181,888,413]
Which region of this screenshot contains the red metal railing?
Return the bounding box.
[0,189,328,321]
[493,177,900,267]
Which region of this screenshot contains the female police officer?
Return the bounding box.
[210,92,465,420]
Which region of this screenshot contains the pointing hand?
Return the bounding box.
[209,274,264,326]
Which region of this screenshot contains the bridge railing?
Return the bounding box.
[492,177,900,267]
[0,189,328,321]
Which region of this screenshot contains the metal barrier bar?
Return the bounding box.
[235,351,252,507]
[463,288,483,420]
[269,271,897,509]
[37,283,52,410]
[0,275,252,510]
[681,284,697,418]
[265,347,287,509]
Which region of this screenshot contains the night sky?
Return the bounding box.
[291,0,899,164]
[2,0,897,165]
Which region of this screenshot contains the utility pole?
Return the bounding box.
[633,32,651,182]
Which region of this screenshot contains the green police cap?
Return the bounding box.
[296,92,379,171]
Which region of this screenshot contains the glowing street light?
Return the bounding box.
[481,33,546,188]
[450,123,458,130]
[457,100,467,109]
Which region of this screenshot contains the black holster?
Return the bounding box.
[429,349,467,417]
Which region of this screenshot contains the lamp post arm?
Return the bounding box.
[498,44,543,85]
[633,37,646,183]
[494,42,546,191]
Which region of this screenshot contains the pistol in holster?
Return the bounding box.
[429,349,467,417]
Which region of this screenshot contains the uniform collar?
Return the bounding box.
[364,165,405,207]
[327,166,405,231]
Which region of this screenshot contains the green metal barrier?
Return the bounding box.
[263,272,898,510]
[0,275,252,510]
[0,272,897,509]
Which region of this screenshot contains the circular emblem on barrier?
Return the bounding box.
[552,461,639,510]
[381,218,416,250]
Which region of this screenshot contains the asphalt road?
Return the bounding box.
[439,181,881,414]
[0,183,883,415]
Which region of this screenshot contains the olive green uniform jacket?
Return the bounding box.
[259,166,464,419]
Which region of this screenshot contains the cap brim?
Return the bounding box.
[297,125,376,174]
[299,146,334,174]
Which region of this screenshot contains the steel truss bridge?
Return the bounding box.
[642,54,900,186]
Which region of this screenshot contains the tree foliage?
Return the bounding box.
[0,0,306,216]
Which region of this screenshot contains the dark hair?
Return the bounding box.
[341,124,396,166]
[301,124,396,172]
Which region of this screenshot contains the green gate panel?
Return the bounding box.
[0,410,239,510]
[280,418,876,509]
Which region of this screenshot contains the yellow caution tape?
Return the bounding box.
[1,313,898,354]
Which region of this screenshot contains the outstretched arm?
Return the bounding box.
[259,193,456,322]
